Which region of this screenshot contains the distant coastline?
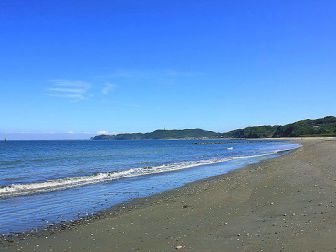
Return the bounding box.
[92,116,336,140]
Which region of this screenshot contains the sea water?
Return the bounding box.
[0,139,299,234]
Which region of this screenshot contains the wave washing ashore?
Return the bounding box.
[0,150,295,198]
[0,139,299,234]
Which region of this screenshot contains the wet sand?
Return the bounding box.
[2,138,336,251]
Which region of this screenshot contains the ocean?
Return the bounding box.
[0,139,300,234]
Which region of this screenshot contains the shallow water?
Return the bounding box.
[0,139,299,234]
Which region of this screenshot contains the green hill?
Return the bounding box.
[222,126,279,138]
[272,116,336,137]
[222,116,336,138]
[92,116,336,140]
[92,129,220,140]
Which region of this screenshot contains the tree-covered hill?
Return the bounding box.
[272,116,336,137]
[92,129,220,140]
[222,126,279,138]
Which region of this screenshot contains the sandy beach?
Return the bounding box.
[1,138,336,251]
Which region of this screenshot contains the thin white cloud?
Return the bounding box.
[48,80,91,101]
[101,83,116,95]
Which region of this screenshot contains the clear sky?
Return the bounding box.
[1,0,336,139]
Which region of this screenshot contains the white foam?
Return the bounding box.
[0,147,298,198]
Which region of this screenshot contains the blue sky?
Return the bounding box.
[1,0,336,139]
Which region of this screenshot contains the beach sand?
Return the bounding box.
[1,138,336,251]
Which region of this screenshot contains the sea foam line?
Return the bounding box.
[0,147,297,198]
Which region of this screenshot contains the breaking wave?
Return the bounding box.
[0,147,297,198]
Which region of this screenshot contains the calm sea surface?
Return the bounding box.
[0,139,299,234]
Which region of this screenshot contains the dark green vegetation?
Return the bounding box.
[222,116,336,138]
[272,116,336,137]
[92,116,336,140]
[222,126,279,138]
[92,129,220,140]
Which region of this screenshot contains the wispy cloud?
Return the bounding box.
[48,80,91,101]
[101,83,116,95]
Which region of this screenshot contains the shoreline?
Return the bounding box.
[2,137,336,251]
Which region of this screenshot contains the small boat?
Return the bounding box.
[227,147,233,150]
